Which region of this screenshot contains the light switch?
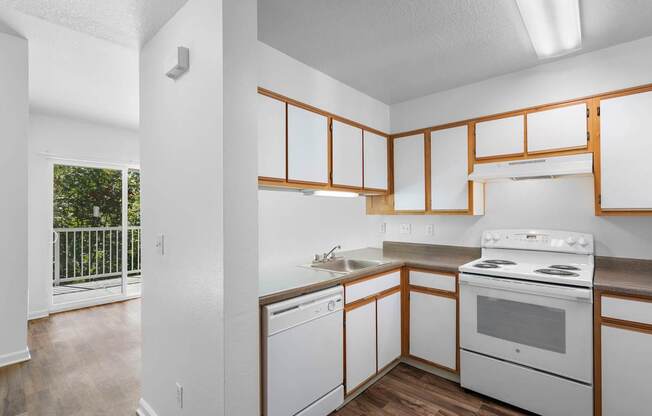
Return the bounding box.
[426,224,435,236]
[379,222,387,234]
[155,234,165,256]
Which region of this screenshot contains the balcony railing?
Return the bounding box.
[53,226,141,286]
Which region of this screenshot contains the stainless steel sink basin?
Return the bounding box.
[309,258,386,273]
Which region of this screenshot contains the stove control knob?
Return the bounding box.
[492,233,501,242]
[578,237,588,247]
[566,237,577,246]
[484,233,492,242]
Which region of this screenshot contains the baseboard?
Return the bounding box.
[136,398,158,416]
[29,309,50,321]
[0,347,31,368]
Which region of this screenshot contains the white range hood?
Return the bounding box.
[469,153,593,182]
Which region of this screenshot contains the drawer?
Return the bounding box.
[602,295,652,325]
[345,270,400,304]
[409,270,456,293]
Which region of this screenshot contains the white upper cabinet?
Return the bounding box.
[431,126,469,211]
[332,120,362,188]
[363,131,388,191]
[393,134,425,211]
[600,90,652,210]
[527,103,588,153]
[257,94,286,179]
[475,115,525,158]
[287,104,329,184]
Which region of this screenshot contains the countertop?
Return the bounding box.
[594,256,652,298]
[259,242,480,306]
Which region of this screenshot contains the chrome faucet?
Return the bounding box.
[314,245,341,263]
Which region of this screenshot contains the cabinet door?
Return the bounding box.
[332,120,362,188]
[527,103,587,153]
[431,125,469,211]
[377,290,401,371]
[475,115,524,158]
[602,325,652,415]
[363,131,388,191]
[287,104,328,184]
[393,134,425,211]
[600,90,652,209]
[409,291,456,370]
[257,94,286,180]
[345,301,377,394]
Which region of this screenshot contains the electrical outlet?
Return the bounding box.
[176,382,183,409]
[379,222,387,234]
[426,224,435,236]
[400,224,411,234]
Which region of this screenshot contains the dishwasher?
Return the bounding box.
[263,286,344,416]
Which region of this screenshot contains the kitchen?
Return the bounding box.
[1,0,652,415]
[255,1,652,416]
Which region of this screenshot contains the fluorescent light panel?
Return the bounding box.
[303,190,359,198]
[516,0,582,58]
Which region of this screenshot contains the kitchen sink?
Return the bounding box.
[309,258,386,273]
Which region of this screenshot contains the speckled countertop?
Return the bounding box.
[594,256,652,297]
[259,242,480,306]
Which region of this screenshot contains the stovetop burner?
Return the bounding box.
[484,259,517,265]
[535,268,580,277]
[473,263,500,269]
[550,265,581,271]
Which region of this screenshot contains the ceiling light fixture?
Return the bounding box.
[302,190,360,198]
[515,0,582,59]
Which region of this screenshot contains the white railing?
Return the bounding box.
[53,226,141,286]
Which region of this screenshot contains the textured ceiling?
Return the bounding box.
[0,0,189,47]
[259,0,652,104]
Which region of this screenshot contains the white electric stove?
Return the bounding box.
[458,229,595,416]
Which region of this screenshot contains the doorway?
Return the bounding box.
[51,162,141,309]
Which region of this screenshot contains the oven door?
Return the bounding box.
[459,273,593,383]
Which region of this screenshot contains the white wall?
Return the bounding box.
[27,113,139,319]
[0,29,29,367]
[140,0,258,414]
[258,41,390,133]
[0,7,139,129]
[376,35,652,259]
[391,35,652,132]
[257,43,389,268]
[259,190,369,269]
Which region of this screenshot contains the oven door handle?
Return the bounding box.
[459,273,593,302]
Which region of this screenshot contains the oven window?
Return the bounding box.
[477,296,566,353]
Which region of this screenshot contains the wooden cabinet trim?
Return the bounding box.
[344,268,402,287]
[258,87,389,194]
[344,295,377,312]
[387,82,652,216]
[409,284,457,300]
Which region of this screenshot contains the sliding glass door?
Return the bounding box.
[52,163,141,306]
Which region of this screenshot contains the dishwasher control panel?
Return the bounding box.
[263,286,344,337]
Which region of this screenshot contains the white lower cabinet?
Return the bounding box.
[602,324,652,415]
[377,290,401,370]
[409,290,456,370]
[345,301,377,394]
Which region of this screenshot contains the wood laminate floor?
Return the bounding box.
[335,364,532,416]
[0,300,141,416]
[1,300,530,416]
